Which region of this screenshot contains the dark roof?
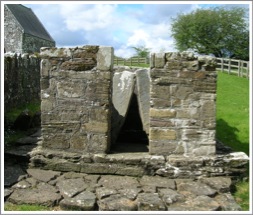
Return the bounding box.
[6,4,55,42]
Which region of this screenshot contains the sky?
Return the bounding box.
[16,1,251,58]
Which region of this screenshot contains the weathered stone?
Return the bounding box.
[96,187,118,200]
[59,191,96,211]
[97,46,114,70]
[98,194,137,211]
[12,180,31,189]
[149,128,177,140]
[26,168,61,182]
[177,181,217,197]
[137,193,166,211]
[119,188,142,200]
[139,176,176,190]
[150,108,176,119]
[158,188,185,205]
[99,175,140,189]
[135,68,150,134]
[167,195,220,211]
[214,193,242,211]
[56,178,88,198]
[4,189,13,200]
[200,177,232,193]
[111,70,135,144]
[8,188,61,207]
[149,140,178,155]
[154,53,165,68]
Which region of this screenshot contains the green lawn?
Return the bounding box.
[216,72,249,155]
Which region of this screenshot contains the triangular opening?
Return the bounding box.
[111,93,149,153]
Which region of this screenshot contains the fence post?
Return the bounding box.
[238,60,241,77]
[247,62,249,79]
[221,58,224,72]
[228,59,231,75]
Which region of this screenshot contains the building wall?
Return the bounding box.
[4,5,55,54]
[22,33,55,54]
[149,52,217,156]
[4,5,23,53]
[40,46,113,153]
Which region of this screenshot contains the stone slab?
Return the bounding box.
[111,70,135,144]
[27,168,61,182]
[59,191,96,211]
[8,188,61,207]
[135,68,150,134]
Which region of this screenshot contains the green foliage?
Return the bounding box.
[171,6,249,60]
[4,102,41,147]
[233,181,250,211]
[4,203,53,211]
[131,45,150,58]
[216,72,249,155]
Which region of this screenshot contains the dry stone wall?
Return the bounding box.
[40,46,113,153]
[149,52,217,156]
[4,53,41,112]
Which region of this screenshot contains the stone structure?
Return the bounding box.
[149,52,217,156]
[4,4,55,53]
[40,46,113,153]
[4,53,41,112]
[30,46,249,181]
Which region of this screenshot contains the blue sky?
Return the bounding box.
[19,1,251,58]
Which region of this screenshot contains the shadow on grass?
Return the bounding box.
[216,118,249,155]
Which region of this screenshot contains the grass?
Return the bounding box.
[216,71,250,211]
[233,181,250,211]
[216,71,249,155]
[4,101,40,147]
[4,203,57,211]
[5,102,40,124]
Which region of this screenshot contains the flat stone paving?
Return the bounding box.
[4,167,242,211]
[4,129,242,211]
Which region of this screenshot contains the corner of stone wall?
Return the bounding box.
[40,45,113,154]
[149,51,217,156]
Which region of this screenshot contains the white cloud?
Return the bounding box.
[59,4,117,31]
[23,3,249,58]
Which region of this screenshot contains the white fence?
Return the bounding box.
[216,58,249,78]
[114,57,149,66]
[114,56,250,78]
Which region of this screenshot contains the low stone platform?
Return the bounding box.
[4,129,248,211]
[5,168,242,211]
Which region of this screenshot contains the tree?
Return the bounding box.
[131,46,150,58]
[171,6,249,60]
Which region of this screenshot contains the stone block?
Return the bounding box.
[40,47,72,58]
[60,59,96,71]
[149,140,178,155]
[137,193,166,211]
[150,128,177,140]
[111,70,135,143]
[97,46,114,70]
[150,108,176,119]
[154,53,165,68]
[136,68,150,134]
[40,59,50,77]
[83,121,109,134]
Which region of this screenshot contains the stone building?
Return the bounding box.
[4,4,55,53]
